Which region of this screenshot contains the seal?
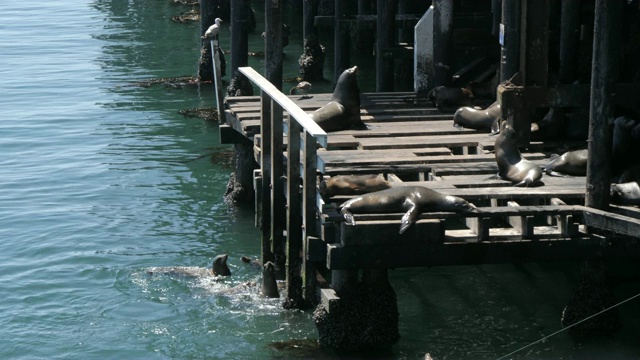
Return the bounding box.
[310,66,366,132]
[493,122,543,187]
[261,261,280,298]
[146,253,231,277]
[543,149,588,177]
[610,181,640,206]
[319,174,391,198]
[340,186,476,234]
[427,86,474,111]
[453,101,501,134]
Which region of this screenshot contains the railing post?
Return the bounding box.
[271,100,286,280]
[210,40,225,117]
[302,131,318,302]
[285,118,303,308]
[260,93,274,267]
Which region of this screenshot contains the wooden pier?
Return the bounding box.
[220,68,640,290]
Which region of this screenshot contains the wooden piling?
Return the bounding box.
[500,0,520,82]
[334,0,350,85]
[433,0,453,87]
[376,0,396,92]
[559,0,580,84]
[586,0,623,210]
[285,118,303,307]
[302,131,318,302]
[519,0,549,87]
[230,0,250,76]
[260,95,275,267]
[270,100,286,279]
[198,0,217,82]
[303,0,318,43]
[265,0,283,90]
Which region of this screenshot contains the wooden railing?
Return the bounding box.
[238,66,327,304]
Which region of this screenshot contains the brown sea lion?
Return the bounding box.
[310,66,366,132]
[493,122,543,187]
[427,86,474,111]
[610,181,640,206]
[340,186,476,234]
[261,261,279,298]
[319,174,391,198]
[544,149,588,177]
[453,101,501,134]
[147,254,231,277]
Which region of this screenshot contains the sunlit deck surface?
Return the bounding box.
[223,91,640,268]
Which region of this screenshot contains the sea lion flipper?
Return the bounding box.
[399,204,419,234]
[341,208,356,226]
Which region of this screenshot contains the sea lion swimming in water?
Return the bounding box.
[544,149,588,177]
[310,66,367,132]
[340,186,476,234]
[261,261,279,298]
[146,254,231,277]
[492,122,543,187]
[319,174,391,198]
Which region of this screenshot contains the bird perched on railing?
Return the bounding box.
[289,81,312,98]
[202,18,222,39]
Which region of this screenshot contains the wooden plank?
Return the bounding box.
[582,207,640,239]
[340,219,444,246]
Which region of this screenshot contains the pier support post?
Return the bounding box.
[227,0,253,96]
[265,0,283,90]
[559,0,580,84]
[303,0,318,42]
[198,0,217,82]
[313,268,399,350]
[586,0,623,210]
[334,0,350,85]
[376,0,396,92]
[433,0,453,87]
[499,0,520,82]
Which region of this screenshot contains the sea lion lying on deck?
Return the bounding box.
[610,181,640,206]
[427,86,475,112]
[310,66,367,132]
[453,101,501,134]
[340,186,475,234]
[319,174,391,198]
[492,122,543,187]
[544,149,588,177]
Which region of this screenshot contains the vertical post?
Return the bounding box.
[491,0,502,37]
[302,131,318,301]
[433,0,453,87]
[334,0,350,85]
[260,94,274,267]
[198,0,216,82]
[414,5,434,94]
[303,0,318,43]
[586,0,623,210]
[265,0,283,90]
[231,0,250,76]
[210,40,225,117]
[519,0,549,87]
[358,0,371,15]
[376,0,396,92]
[285,118,303,307]
[559,0,580,84]
[500,0,520,82]
[271,100,286,279]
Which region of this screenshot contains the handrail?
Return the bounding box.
[238,66,328,147]
[236,65,326,304]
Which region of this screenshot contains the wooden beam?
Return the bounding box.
[376,0,396,91]
[265,0,283,90]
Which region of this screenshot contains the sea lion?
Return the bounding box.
[612,116,640,175]
[493,122,543,187]
[453,101,501,134]
[427,86,474,111]
[619,164,640,183]
[610,181,640,206]
[261,261,279,298]
[146,254,231,277]
[340,186,476,234]
[544,149,588,177]
[310,66,366,132]
[319,174,391,198]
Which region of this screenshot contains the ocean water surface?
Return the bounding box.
[1,1,639,359]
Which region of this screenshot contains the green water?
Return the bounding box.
[1,1,639,359]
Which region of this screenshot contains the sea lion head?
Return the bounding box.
[332,66,361,109]
[261,261,279,298]
[212,254,231,276]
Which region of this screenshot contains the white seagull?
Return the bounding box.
[202,18,222,39]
